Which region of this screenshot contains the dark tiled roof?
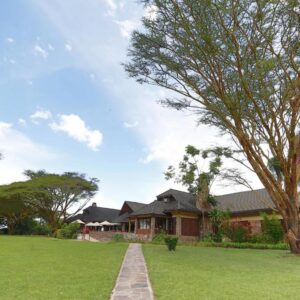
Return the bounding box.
[76,206,120,223]
[124,201,146,212]
[215,188,275,214]
[113,212,130,223]
[131,188,276,217]
[130,189,201,217]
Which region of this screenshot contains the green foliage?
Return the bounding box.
[261,213,284,244]
[14,218,38,235]
[56,223,80,239]
[199,241,289,250]
[249,233,274,244]
[209,208,230,239]
[0,170,99,233]
[164,236,178,251]
[112,233,124,242]
[33,223,52,236]
[152,230,167,244]
[223,222,250,243]
[202,233,220,243]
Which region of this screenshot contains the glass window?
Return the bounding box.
[138,218,151,229]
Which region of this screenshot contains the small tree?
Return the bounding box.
[165,145,246,235]
[209,208,230,241]
[261,213,284,244]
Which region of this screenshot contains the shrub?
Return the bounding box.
[249,233,273,244]
[14,218,37,235]
[261,213,284,244]
[199,241,289,250]
[223,222,250,243]
[152,230,167,244]
[57,223,80,239]
[164,236,178,251]
[202,233,222,243]
[112,233,124,242]
[33,223,52,236]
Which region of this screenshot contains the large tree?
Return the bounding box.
[0,170,99,232]
[125,1,300,252]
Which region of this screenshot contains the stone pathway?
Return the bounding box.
[110,243,154,300]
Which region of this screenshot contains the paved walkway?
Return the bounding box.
[110,243,154,300]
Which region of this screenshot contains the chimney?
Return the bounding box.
[92,202,97,207]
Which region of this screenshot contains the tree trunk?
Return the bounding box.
[282,213,300,254]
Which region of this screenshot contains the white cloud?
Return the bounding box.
[48,43,55,51]
[33,44,48,58]
[50,114,103,151]
[30,109,52,124]
[18,118,27,126]
[115,20,139,38]
[0,122,56,184]
[123,121,138,128]
[104,0,117,16]
[65,43,72,51]
[6,37,14,43]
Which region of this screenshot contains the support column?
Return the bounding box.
[128,221,131,233]
[176,216,181,237]
[134,218,138,234]
[150,217,155,239]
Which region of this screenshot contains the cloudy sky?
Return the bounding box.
[0,0,262,209]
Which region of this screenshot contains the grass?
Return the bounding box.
[143,244,300,300]
[0,236,127,300]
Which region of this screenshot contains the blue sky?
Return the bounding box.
[0,0,262,209]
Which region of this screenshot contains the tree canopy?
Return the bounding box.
[125,1,300,252]
[0,170,99,232]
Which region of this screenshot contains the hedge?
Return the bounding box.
[199,241,289,250]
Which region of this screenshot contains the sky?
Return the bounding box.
[0,0,263,210]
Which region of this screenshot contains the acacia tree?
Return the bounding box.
[0,193,34,234]
[125,1,300,252]
[0,170,99,232]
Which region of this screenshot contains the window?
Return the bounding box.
[138,218,151,229]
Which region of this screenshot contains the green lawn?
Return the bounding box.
[143,244,300,300]
[0,236,127,300]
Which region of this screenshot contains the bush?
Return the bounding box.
[14,218,37,235]
[33,223,52,236]
[249,233,273,244]
[199,241,289,250]
[112,233,124,242]
[223,222,250,243]
[56,223,80,239]
[202,233,222,243]
[261,213,284,244]
[152,230,167,244]
[164,236,178,251]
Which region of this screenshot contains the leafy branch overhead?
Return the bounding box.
[126,0,300,253]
